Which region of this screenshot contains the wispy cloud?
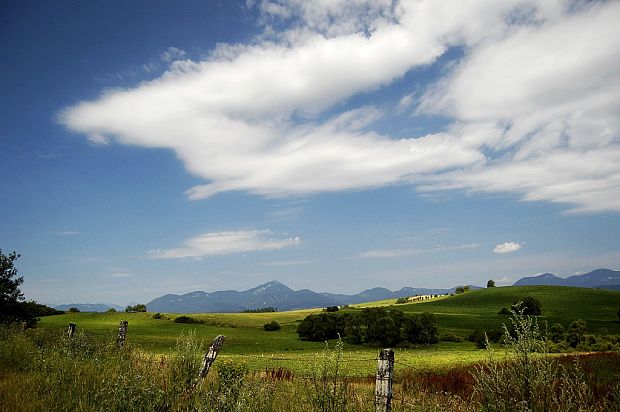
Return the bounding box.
[356,243,479,259]
[148,230,301,259]
[59,1,620,213]
[56,231,80,236]
[261,259,313,266]
[109,272,135,278]
[493,242,522,254]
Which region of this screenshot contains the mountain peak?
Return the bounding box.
[249,280,293,296]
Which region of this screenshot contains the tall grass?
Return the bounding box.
[471,307,617,411]
[1,322,618,411]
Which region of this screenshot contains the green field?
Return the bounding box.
[37,285,620,376]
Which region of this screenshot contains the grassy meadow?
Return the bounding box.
[34,285,620,376]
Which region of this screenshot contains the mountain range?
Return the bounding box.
[54,268,619,313]
[513,268,620,289]
[54,303,125,312]
[145,281,457,313]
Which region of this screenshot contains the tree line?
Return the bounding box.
[297,307,438,347]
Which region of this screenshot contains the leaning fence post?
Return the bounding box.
[375,348,394,412]
[67,322,76,337]
[194,334,226,387]
[117,320,128,347]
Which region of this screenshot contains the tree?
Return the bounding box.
[69,307,80,313]
[418,312,439,345]
[1,250,23,306]
[125,304,147,312]
[567,319,588,348]
[0,250,26,324]
[487,279,496,288]
[512,296,542,316]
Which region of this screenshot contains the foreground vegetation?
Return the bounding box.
[2,309,620,411]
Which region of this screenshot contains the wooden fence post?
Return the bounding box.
[194,334,226,387]
[375,348,394,412]
[117,320,128,347]
[67,322,76,337]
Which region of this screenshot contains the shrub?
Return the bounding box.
[263,321,281,331]
[487,279,496,288]
[152,312,163,319]
[498,307,510,315]
[325,305,339,312]
[395,297,409,304]
[306,337,351,412]
[68,307,80,313]
[472,309,596,411]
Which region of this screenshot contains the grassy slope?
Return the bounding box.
[394,285,620,336]
[37,286,620,374]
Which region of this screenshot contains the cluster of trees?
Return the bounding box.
[242,307,277,313]
[297,308,438,347]
[1,250,62,327]
[469,318,620,352]
[125,304,147,312]
[455,285,471,294]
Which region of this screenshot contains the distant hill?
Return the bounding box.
[146,281,466,313]
[55,303,124,312]
[513,268,620,289]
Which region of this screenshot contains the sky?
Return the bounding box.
[1,0,619,306]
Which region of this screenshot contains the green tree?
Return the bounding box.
[418,312,439,345]
[487,279,496,288]
[567,319,588,348]
[69,307,80,313]
[549,323,565,343]
[512,296,542,315]
[0,250,28,325]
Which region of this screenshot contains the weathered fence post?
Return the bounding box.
[117,320,128,347]
[375,348,394,412]
[67,322,76,337]
[194,334,226,387]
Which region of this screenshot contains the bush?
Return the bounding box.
[395,297,409,304]
[263,321,281,331]
[439,331,464,342]
[498,307,510,315]
[325,305,339,312]
[68,307,80,313]
[174,315,202,324]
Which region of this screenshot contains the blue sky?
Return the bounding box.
[2,0,619,306]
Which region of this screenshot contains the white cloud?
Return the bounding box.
[59,0,620,213]
[357,243,479,258]
[148,230,300,259]
[493,242,522,254]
